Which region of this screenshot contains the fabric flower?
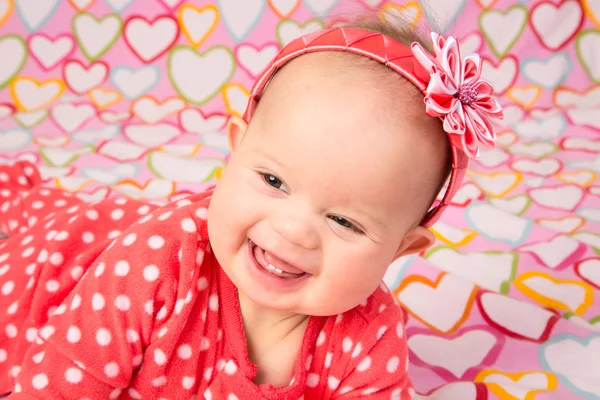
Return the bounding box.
[411,33,503,158]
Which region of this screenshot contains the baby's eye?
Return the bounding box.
[329,216,363,234]
[262,173,286,190]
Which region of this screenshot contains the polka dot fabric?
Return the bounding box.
[0,162,412,399]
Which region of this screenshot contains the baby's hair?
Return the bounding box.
[340,13,453,222]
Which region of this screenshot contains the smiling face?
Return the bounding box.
[207,52,450,316]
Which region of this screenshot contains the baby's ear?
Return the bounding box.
[227,116,248,152]
[392,226,435,261]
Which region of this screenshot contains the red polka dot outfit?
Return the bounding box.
[0,161,413,399]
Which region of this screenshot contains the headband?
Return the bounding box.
[242,27,503,227]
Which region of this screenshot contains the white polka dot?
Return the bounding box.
[156,306,168,320]
[107,230,121,239]
[109,388,122,399]
[96,328,111,346]
[317,331,326,346]
[138,215,152,224]
[71,294,82,310]
[396,322,404,339]
[174,299,184,314]
[306,373,319,388]
[55,199,66,207]
[22,247,35,258]
[339,386,353,394]
[216,359,226,371]
[137,205,150,215]
[94,262,105,277]
[352,342,362,358]
[122,233,136,246]
[408,387,416,397]
[65,367,82,384]
[342,337,353,353]
[0,264,9,276]
[32,351,44,364]
[7,301,18,314]
[200,336,210,351]
[182,376,195,389]
[86,210,98,220]
[158,211,172,221]
[37,249,48,263]
[115,295,131,311]
[10,365,21,377]
[126,329,139,343]
[377,325,388,340]
[45,280,59,292]
[209,295,218,311]
[26,277,35,290]
[114,260,130,276]
[362,388,378,395]
[391,388,402,400]
[143,265,159,281]
[67,326,81,343]
[204,389,212,400]
[356,356,372,372]
[157,327,168,338]
[181,218,196,233]
[144,300,154,315]
[152,376,167,386]
[228,394,239,400]
[92,293,105,310]
[104,362,119,378]
[154,349,166,365]
[54,304,67,315]
[132,354,143,367]
[40,325,55,340]
[204,367,213,381]
[387,356,400,373]
[54,231,69,241]
[195,208,208,220]
[5,324,17,338]
[379,304,387,313]
[175,344,191,360]
[328,376,340,390]
[197,277,208,290]
[71,266,84,280]
[25,328,38,342]
[0,349,6,362]
[305,354,312,371]
[49,252,64,266]
[32,373,49,389]
[82,232,94,244]
[335,314,343,324]
[224,361,237,375]
[176,199,192,207]
[0,173,7,182]
[115,198,127,205]
[2,281,14,295]
[111,209,124,220]
[148,235,165,249]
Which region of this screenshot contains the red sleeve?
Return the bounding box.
[331,307,414,400]
[9,195,210,399]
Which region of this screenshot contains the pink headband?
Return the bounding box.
[242,27,503,227]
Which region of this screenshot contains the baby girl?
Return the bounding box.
[0,15,501,400]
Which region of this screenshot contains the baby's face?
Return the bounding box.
[208,54,447,316]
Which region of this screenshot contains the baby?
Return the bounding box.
[0,16,501,400]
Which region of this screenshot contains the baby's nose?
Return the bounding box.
[269,210,319,250]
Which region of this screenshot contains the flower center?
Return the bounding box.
[457,82,478,105]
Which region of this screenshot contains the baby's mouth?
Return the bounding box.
[249,240,306,280]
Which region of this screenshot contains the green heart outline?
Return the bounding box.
[509,141,558,160]
[576,30,600,84]
[14,110,49,129]
[0,35,28,90]
[147,150,226,182]
[424,245,518,295]
[167,45,236,105]
[40,144,95,167]
[72,12,123,62]
[478,5,528,59]
[488,194,531,216]
[275,18,325,48]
